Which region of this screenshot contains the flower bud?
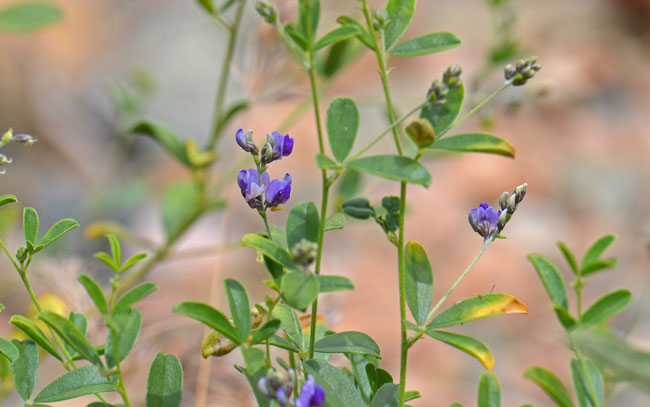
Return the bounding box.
[497,210,508,230]
[12,133,37,145]
[514,183,527,203]
[16,246,28,263]
[507,193,517,214]
[291,238,318,267]
[498,191,509,211]
[372,9,390,30]
[261,142,274,166]
[504,64,516,80]
[255,1,278,24]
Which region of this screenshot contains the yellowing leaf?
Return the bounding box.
[427,293,527,329]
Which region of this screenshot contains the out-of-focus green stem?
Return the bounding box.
[207,0,247,149]
[360,1,407,405]
[445,81,511,134]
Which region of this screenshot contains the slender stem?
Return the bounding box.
[426,239,492,322]
[207,0,248,150]
[446,81,511,133]
[260,211,273,241]
[108,275,131,406]
[360,1,407,404]
[0,238,20,270]
[346,100,428,162]
[571,274,600,406]
[305,10,331,359]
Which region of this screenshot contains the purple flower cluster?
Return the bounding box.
[236,129,294,211]
[296,375,325,407]
[468,202,500,240]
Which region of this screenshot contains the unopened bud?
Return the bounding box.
[291,238,318,267]
[373,9,390,30]
[497,210,508,230]
[507,194,517,214]
[0,153,12,165]
[498,191,509,211]
[504,64,516,80]
[16,246,28,263]
[255,1,278,24]
[514,183,527,203]
[12,133,37,146]
[261,142,274,166]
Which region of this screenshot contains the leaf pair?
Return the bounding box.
[23,207,78,255]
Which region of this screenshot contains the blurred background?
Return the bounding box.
[1,0,649,405]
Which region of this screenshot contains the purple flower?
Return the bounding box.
[235,129,257,153]
[265,173,292,207]
[468,202,500,240]
[296,375,325,407]
[238,168,269,209]
[270,131,294,160]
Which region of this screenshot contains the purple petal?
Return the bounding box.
[311,385,325,406]
[282,135,294,156]
[260,171,270,187]
[265,179,281,206]
[235,129,248,151]
[237,170,248,189]
[468,208,479,232]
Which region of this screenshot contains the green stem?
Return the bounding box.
[305,13,331,360]
[361,1,406,404]
[346,100,428,162]
[446,81,511,134]
[571,274,600,406]
[108,274,131,406]
[260,211,273,241]
[207,0,248,150]
[426,239,492,322]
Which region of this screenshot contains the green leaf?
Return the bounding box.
[36,219,79,250]
[242,346,265,373]
[528,254,568,309]
[281,271,320,311]
[0,2,62,33]
[580,289,631,330]
[34,365,113,402]
[0,338,18,362]
[405,390,421,401]
[271,304,303,351]
[94,252,115,271]
[315,153,341,169]
[146,353,183,407]
[238,365,271,407]
[325,213,346,231]
[0,194,17,207]
[581,234,616,271]
[131,121,190,167]
[263,255,284,286]
[391,32,460,57]
[225,279,251,343]
[120,252,148,273]
[113,282,157,315]
[242,233,298,272]
[336,16,374,49]
[38,312,101,366]
[405,241,434,325]
[581,258,618,276]
[571,358,603,407]
[573,330,650,391]
[554,305,577,331]
[314,331,380,357]
[342,197,375,219]
[422,328,494,370]
[106,233,121,267]
[23,207,39,247]
[11,339,38,401]
[172,301,239,343]
[427,293,528,329]
[432,133,515,158]
[557,241,579,275]
[478,372,501,407]
[420,82,464,137]
[105,309,142,368]
[297,0,320,41]
[384,0,416,51]
[327,98,359,162]
[318,275,354,292]
[523,366,574,407]
[162,182,200,239]
[0,303,3,312]
[315,25,360,50]
[78,274,108,315]
[286,201,320,251]
[346,155,432,187]
[214,100,249,137]
[304,359,366,407]
[10,315,62,361]
[250,320,281,345]
[371,383,399,407]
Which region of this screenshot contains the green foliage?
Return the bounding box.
[304,359,366,407]
[346,155,432,187]
[313,331,380,357]
[113,282,157,314]
[523,366,573,407]
[431,133,515,158]
[404,241,433,326]
[528,254,568,310]
[34,366,113,403]
[106,309,142,368]
[571,359,603,407]
[78,274,108,315]
[0,2,63,33]
[39,312,101,366]
[225,279,251,343]
[418,327,494,370]
[11,340,39,401]
[371,383,400,407]
[427,293,527,329]
[281,271,320,310]
[478,372,501,407]
[10,315,62,361]
[390,32,461,57]
[242,233,298,272]
[327,98,360,162]
[286,201,320,250]
[420,83,464,137]
[384,0,416,50]
[173,301,239,343]
[131,121,191,167]
[580,289,631,330]
[317,275,354,292]
[146,353,183,407]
